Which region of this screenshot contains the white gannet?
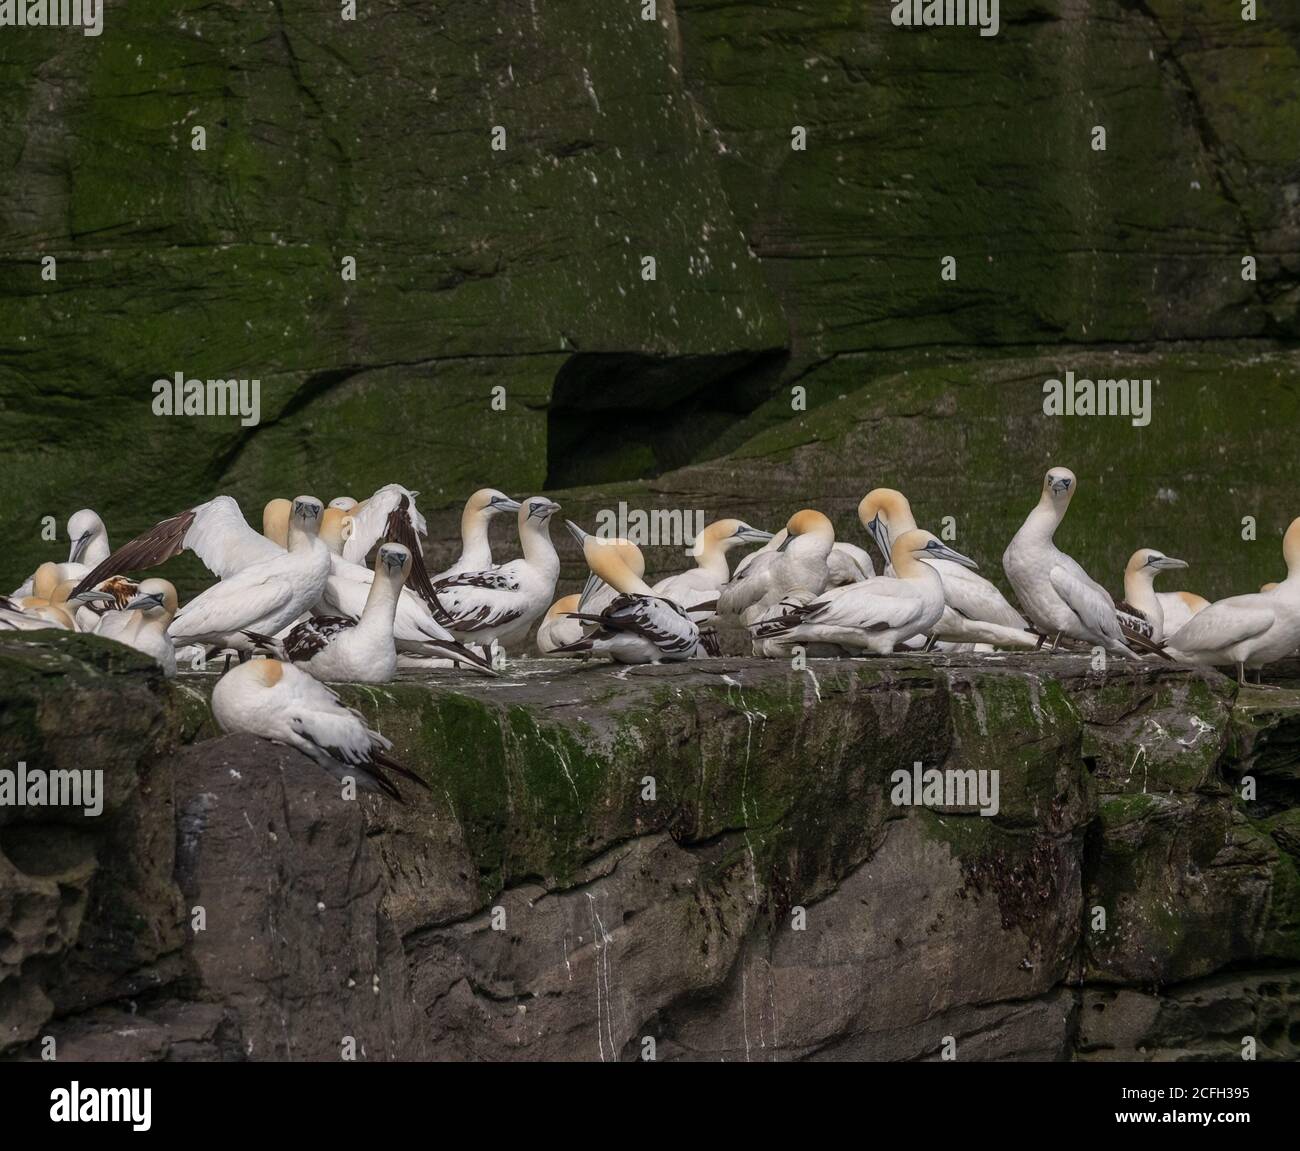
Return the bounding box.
[718,509,836,625]
[536,594,584,655]
[860,488,1035,649]
[11,509,111,598]
[93,579,179,676]
[752,530,979,654]
[557,533,709,663]
[211,658,429,802]
[1159,589,1212,638]
[0,595,76,631]
[249,544,416,684]
[430,497,562,650]
[575,535,646,614]
[733,529,873,587]
[432,488,522,580]
[1113,549,1191,645]
[343,484,426,568]
[1166,518,1300,685]
[1002,468,1132,656]
[169,496,332,655]
[650,519,773,610]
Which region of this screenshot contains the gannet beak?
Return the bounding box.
[867,512,886,554]
[528,499,561,521]
[1153,556,1189,571]
[490,495,522,513]
[125,591,167,611]
[578,571,603,610]
[70,588,116,606]
[776,533,793,553]
[564,519,589,544]
[68,531,92,563]
[926,541,979,570]
[735,526,774,543]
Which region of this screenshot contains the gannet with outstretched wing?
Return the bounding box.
[1166,518,1300,684]
[211,658,429,802]
[429,497,561,650]
[1002,468,1132,657]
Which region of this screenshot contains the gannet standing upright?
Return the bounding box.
[1113,549,1191,644]
[169,496,332,655]
[211,658,429,801]
[1002,468,1131,656]
[752,530,979,654]
[1166,517,1300,685]
[430,497,562,651]
[650,519,772,610]
[432,489,522,580]
[859,488,1035,649]
[94,579,180,676]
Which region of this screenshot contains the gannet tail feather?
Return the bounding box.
[382,494,441,610]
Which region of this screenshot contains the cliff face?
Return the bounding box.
[3,1,1298,596]
[2,632,1297,1061]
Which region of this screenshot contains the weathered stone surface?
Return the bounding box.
[2,634,1296,1060]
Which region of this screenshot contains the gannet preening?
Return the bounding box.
[1113,549,1191,645]
[1166,518,1300,685]
[718,510,836,626]
[343,484,426,567]
[168,497,332,656]
[94,579,179,676]
[557,533,710,663]
[650,519,773,608]
[430,497,562,650]
[536,594,584,655]
[575,535,646,614]
[1002,468,1132,656]
[733,528,873,587]
[10,509,112,598]
[752,531,979,655]
[432,488,522,581]
[860,488,1036,649]
[211,658,429,802]
[0,595,76,631]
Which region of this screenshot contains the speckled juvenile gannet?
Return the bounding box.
[718,510,835,625]
[536,594,583,655]
[557,533,710,663]
[1166,517,1300,685]
[211,658,429,802]
[432,488,522,581]
[860,488,1035,649]
[430,497,562,650]
[753,530,979,654]
[1003,468,1132,656]
[1113,549,1190,645]
[169,497,331,655]
[94,579,179,676]
[650,519,773,609]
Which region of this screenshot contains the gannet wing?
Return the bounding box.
[173,562,298,637]
[1166,597,1274,652]
[1048,563,1124,642]
[828,543,875,584]
[344,484,426,566]
[281,615,357,661]
[936,563,1027,629]
[572,595,699,656]
[376,492,440,610]
[429,566,525,633]
[718,553,778,615]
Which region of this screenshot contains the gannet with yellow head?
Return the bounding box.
[1112,549,1192,645]
[433,488,522,581]
[718,509,836,625]
[752,529,979,654]
[1166,517,1300,685]
[94,579,180,675]
[650,518,773,611]
[536,593,584,655]
[211,657,430,802]
[1002,468,1132,656]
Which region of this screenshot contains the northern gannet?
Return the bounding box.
[430,497,562,650]
[432,488,522,580]
[0,596,76,631]
[1113,549,1191,645]
[1002,468,1132,656]
[10,509,111,598]
[211,658,429,802]
[343,484,426,568]
[1166,518,1300,685]
[536,594,583,655]
[718,510,835,624]
[94,579,179,676]
[752,530,979,654]
[733,529,873,587]
[557,535,710,663]
[650,519,773,609]
[575,534,646,614]
[860,488,1036,649]
[169,497,332,655]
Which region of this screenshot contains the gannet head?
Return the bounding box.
[248,657,285,688]
[1126,549,1188,577]
[125,578,179,621]
[468,488,522,517]
[376,542,412,583]
[858,489,916,557]
[546,594,581,620]
[777,509,834,552]
[1284,516,1300,575]
[263,498,292,547]
[703,519,774,551]
[329,496,359,513]
[894,529,978,573]
[66,509,105,563]
[521,497,561,526]
[1042,467,1076,502]
[291,496,325,536]
[319,508,355,555]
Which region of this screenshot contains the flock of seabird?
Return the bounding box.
[5,468,1298,799]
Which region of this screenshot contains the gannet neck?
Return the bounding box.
[1284,517,1300,577]
[1123,562,1158,619]
[689,521,734,579]
[318,508,352,556]
[518,503,561,574]
[263,499,292,548]
[586,541,652,596]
